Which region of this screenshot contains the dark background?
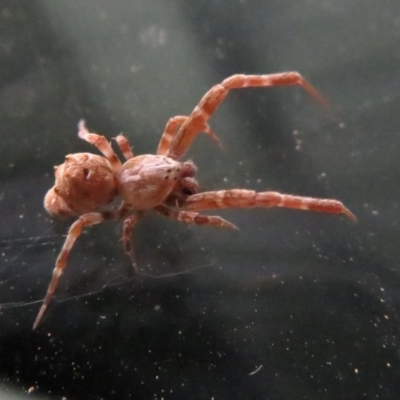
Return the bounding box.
[1,1,399,399]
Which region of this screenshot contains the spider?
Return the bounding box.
[33,72,356,329]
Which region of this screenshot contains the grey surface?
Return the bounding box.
[0,1,399,399]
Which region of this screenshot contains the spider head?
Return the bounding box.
[165,160,199,207]
[119,154,187,210]
[118,155,200,210]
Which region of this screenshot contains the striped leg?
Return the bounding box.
[182,190,357,221]
[78,120,121,171]
[154,204,238,229]
[157,115,221,156]
[121,213,142,272]
[167,72,327,159]
[115,134,134,160]
[31,206,132,330]
[33,213,108,329]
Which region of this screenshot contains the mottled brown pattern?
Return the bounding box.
[34,73,355,330]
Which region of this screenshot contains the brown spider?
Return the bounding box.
[34,72,356,329]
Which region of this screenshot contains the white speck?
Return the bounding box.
[249,365,263,376]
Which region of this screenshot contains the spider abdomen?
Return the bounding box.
[46,152,117,216]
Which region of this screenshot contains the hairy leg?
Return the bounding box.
[115,134,134,160]
[33,213,106,329]
[154,204,238,229]
[167,72,326,159]
[121,213,142,272]
[182,190,357,221]
[157,115,222,156]
[78,120,121,171]
[33,205,131,330]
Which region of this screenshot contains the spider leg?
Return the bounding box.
[154,204,238,229]
[77,120,121,171]
[121,213,142,273]
[167,72,327,159]
[32,209,127,330]
[115,134,135,160]
[182,190,357,221]
[157,115,222,156]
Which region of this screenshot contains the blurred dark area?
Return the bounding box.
[1,1,400,399]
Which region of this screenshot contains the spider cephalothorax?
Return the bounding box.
[34,72,356,329]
